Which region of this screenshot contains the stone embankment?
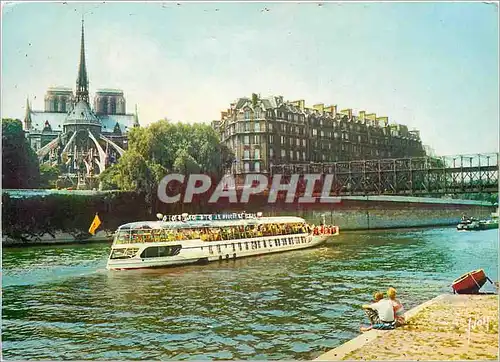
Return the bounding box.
[315,294,499,361]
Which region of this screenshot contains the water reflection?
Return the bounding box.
[2,227,498,360]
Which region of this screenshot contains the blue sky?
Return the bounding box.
[2,1,498,155]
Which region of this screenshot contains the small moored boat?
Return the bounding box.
[457,217,498,231]
[452,269,488,294]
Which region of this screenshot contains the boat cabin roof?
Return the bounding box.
[117,216,306,231]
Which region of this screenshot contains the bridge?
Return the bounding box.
[270,153,498,196]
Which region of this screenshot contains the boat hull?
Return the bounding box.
[107,233,332,270]
[452,269,487,294]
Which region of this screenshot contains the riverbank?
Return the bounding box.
[315,294,499,361]
[2,230,113,248]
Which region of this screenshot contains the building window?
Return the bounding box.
[269,135,274,143]
[244,135,250,145]
[270,148,274,158]
[255,109,261,119]
[302,139,306,147]
[334,132,339,139]
[245,122,250,131]
[296,138,300,146]
[281,136,285,144]
[289,138,293,146]
[296,151,300,160]
[253,135,260,144]
[255,161,260,172]
[244,150,250,159]
[312,129,317,136]
[320,130,324,137]
[302,151,306,160]
[254,148,260,159]
[244,110,251,120]
[281,149,286,158]
[254,122,260,132]
[290,150,293,159]
[244,162,250,172]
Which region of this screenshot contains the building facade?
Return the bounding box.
[216,95,426,178]
[23,20,140,188]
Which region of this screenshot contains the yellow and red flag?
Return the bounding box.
[88,213,102,235]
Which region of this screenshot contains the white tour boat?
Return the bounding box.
[106,212,339,270]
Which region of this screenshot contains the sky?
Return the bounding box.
[1,1,498,156]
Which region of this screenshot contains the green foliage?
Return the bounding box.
[102,120,234,191]
[460,192,498,205]
[2,118,40,188]
[2,191,150,242]
[173,148,201,174]
[39,164,61,189]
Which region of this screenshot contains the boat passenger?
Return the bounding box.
[387,287,405,327]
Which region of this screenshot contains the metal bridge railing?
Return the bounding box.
[269,153,499,196]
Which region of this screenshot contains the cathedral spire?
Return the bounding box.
[133,104,140,127]
[24,96,33,130]
[75,17,89,103]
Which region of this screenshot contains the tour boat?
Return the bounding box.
[452,269,488,294]
[106,213,339,270]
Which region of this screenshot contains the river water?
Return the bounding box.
[2,227,498,360]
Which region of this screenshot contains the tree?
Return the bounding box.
[39,164,60,189]
[173,148,201,174]
[2,118,40,188]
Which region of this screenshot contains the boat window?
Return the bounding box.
[217,245,222,253]
[282,238,287,245]
[245,242,249,250]
[289,237,293,244]
[232,243,236,252]
[263,240,267,248]
[238,242,242,251]
[110,247,139,259]
[140,245,182,258]
[114,230,131,244]
[209,245,214,254]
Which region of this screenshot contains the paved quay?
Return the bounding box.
[315,294,499,361]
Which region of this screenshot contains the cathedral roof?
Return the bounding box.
[27,110,135,135]
[64,100,101,126]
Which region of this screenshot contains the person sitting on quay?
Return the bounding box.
[360,291,396,332]
[387,287,405,327]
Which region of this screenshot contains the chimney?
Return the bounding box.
[291,100,305,110]
[313,103,324,113]
[324,105,337,117]
[377,116,389,127]
[366,113,376,126]
[340,108,352,118]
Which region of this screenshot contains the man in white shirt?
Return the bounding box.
[361,297,396,332]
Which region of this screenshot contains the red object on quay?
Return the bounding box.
[452,269,487,294]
